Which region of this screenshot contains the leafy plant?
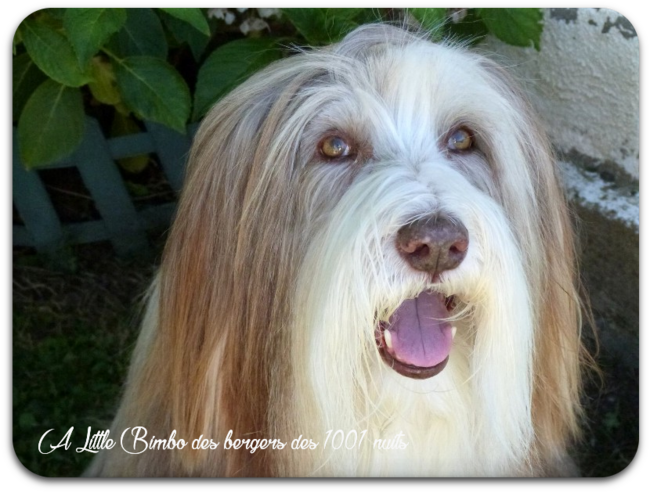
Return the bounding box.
[13,8,543,169]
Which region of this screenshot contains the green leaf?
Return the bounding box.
[193,38,282,120]
[20,19,91,87]
[47,8,67,20]
[34,9,65,30]
[13,25,23,54]
[354,8,386,25]
[116,8,167,58]
[477,8,543,50]
[410,8,448,36]
[113,56,191,133]
[111,113,150,173]
[282,8,363,45]
[159,9,209,62]
[13,53,47,121]
[88,57,121,105]
[159,8,210,36]
[444,9,489,45]
[18,79,84,167]
[63,8,127,67]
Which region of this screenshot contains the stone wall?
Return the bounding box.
[485,8,639,367]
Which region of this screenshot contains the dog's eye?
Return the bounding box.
[447,128,474,151]
[319,136,353,159]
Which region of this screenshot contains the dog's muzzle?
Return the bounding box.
[376,214,468,379]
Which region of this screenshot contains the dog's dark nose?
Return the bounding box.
[396,214,469,277]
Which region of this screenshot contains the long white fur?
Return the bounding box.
[89,24,583,478]
[293,160,534,476]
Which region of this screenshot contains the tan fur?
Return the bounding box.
[87,25,587,478]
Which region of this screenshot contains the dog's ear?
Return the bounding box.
[525,121,585,471]
[127,59,323,475]
[481,60,586,470]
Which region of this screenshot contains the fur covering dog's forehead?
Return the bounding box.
[253,33,529,175]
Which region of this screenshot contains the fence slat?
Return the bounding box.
[12,133,65,252]
[13,119,196,256]
[145,122,192,192]
[74,118,149,256]
[65,220,110,244]
[13,225,32,247]
[108,132,156,160]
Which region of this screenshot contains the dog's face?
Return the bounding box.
[145,25,582,476]
[289,36,534,382]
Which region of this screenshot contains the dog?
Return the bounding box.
[88,24,586,477]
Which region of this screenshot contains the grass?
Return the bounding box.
[13,310,136,476]
[13,243,154,477]
[12,242,638,477]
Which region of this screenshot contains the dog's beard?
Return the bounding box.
[291,161,535,475]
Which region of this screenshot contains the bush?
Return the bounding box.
[13,8,543,169]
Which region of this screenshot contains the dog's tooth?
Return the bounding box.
[384,330,393,349]
[451,326,457,339]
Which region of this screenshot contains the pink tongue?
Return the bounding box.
[384,292,452,368]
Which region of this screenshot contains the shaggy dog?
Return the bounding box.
[88,24,586,477]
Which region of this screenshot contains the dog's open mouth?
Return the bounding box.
[375,291,455,379]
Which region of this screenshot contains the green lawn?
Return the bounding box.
[13,245,152,476]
